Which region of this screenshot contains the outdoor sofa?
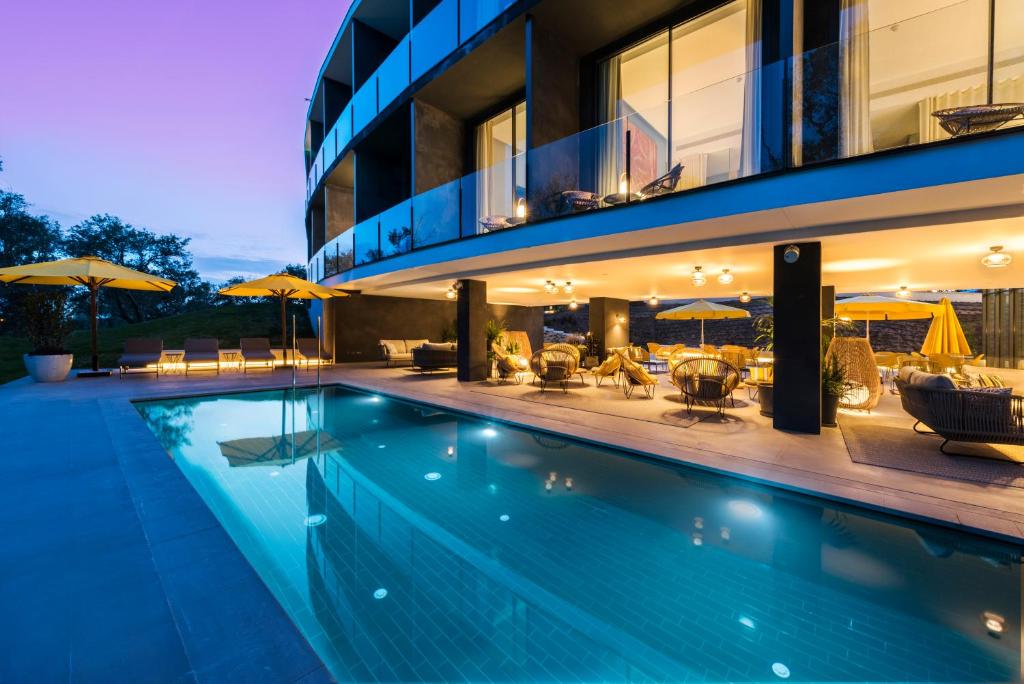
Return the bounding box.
[380,339,428,367]
[411,342,457,372]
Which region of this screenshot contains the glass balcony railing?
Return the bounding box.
[312,0,1023,281]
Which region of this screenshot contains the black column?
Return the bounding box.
[457,279,488,381]
[588,297,630,361]
[773,242,821,434]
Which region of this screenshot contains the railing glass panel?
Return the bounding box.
[378,199,413,258]
[351,77,378,133]
[378,36,410,111]
[411,0,458,82]
[354,216,380,266]
[323,227,355,278]
[459,0,516,44]
[412,179,460,248]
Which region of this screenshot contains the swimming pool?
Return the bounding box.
[138,384,1022,682]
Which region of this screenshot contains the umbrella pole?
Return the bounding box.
[700,320,705,347]
[279,294,287,368]
[89,282,99,372]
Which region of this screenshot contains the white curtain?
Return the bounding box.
[597,55,622,196]
[791,0,804,166]
[839,0,873,157]
[739,0,763,177]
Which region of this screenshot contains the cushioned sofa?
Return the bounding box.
[411,342,457,372]
[379,339,428,367]
[895,366,1023,454]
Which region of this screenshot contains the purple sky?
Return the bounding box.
[1,0,351,281]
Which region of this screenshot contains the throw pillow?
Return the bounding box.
[974,373,1006,388]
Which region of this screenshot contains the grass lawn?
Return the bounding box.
[0,302,314,384]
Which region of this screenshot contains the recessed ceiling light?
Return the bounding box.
[981,245,1012,268]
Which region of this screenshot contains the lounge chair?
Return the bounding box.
[184,338,220,375]
[589,354,621,387]
[493,343,529,384]
[614,350,658,398]
[297,337,332,369]
[117,338,163,377]
[672,357,741,415]
[543,343,587,385]
[239,338,276,372]
[530,348,578,393]
[638,163,684,199]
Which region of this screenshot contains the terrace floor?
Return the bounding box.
[3,361,1023,681]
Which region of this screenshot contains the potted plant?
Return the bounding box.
[484,319,506,377]
[21,289,75,382]
[753,313,774,416]
[821,354,847,427]
[440,319,457,343]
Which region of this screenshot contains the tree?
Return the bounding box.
[0,162,64,333]
[63,214,212,324]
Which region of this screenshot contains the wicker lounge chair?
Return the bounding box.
[615,351,658,398]
[530,348,578,392]
[543,343,587,385]
[493,343,530,384]
[895,367,1024,454]
[117,338,163,377]
[589,354,621,387]
[296,337,332,369]
[638,163,684,199]
[671,357,741,415]
[184,338,220,375]
[239,338,276,372]
[825,337,882,411]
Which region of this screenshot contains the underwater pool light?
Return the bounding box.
[373,588,388,600]
[424,472,442,481]
[304,514,327,527]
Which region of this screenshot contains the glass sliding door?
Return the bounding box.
[993,0,1024,131]
[474,102,526,232]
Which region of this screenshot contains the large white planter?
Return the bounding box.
[23,353,74,382]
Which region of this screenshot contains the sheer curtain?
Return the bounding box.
[739,0,763,177]
[597,55,622,196]
[839,0,873,157]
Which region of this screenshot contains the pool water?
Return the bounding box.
[137,385,1023,682]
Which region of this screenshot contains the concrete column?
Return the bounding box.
[588,297,629,361]
[457,280,488,381]
[773,242,822,434]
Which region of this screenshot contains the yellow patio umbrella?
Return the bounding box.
[218,273,346,362]
[920,297,971,356]
[834,295,943,342]
[0,255,176,374]
[655,299,750,346]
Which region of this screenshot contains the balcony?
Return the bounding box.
[309,0,1024,281]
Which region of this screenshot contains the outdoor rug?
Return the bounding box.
[840,420,1024,488]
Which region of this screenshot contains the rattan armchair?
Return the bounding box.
[615,351,658,398]
[589,354,621,387]
[671,357,741,415]
[543,343,587,385]
[493,343,529,384]
[530,349,578,392]
[896,377,1024,454]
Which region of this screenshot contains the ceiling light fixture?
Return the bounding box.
[563,281,574,294]
[569,299,578,310]
[691,266,707,287]
[717,269,734,285]
[543,280,556,294]
[739,292,751,304]
[895,286,911,298]
[981,245,1012,268]
[648,295,659,307]
[445,286,456,299]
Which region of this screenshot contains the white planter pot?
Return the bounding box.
[23,353,74,383]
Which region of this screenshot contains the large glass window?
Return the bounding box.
[597,1,749,196]
[475,102,526,228]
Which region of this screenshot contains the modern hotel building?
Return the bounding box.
[303,0,1024,432]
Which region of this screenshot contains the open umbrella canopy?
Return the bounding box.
[834,295,942,321]
[0,255,176,291]
[218,430,343,468]
[218,273,346,362]
[656,299,750,345]
[0,256,177,373]
[920,297,971,356]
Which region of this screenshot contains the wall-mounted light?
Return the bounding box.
[445,285,456,299]
[739,292,751,303]
[569,299,578,310]
[981,245,1012,268]
[616,314,626,324]
[544,306,556,315]
[784,244,800,264]
[717,269,734,285]
[691,266,707,287]
[648,295,659,306]
[982,611,1005,637]
[618,172,629,195]
[894,286,911,298]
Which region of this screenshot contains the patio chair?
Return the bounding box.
[718,346,750,375]
[558,190,601,213]
[637,163,684,199]
[672,357,741,415]
[615,350,658,398]
[530,348,578,393]
[297,337,332,369]
[239,338,276,372]
[589,354,621,387]
[184,338,221,375]
[543,343,587,385]
[117,338,163,378]
[493,343,529,384]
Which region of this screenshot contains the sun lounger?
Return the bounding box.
[117,338,163,377]
[297,338,332,368]
[184,338,220,374]
[240,338,276,372]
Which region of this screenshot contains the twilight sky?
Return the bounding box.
[1,0,351,281]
